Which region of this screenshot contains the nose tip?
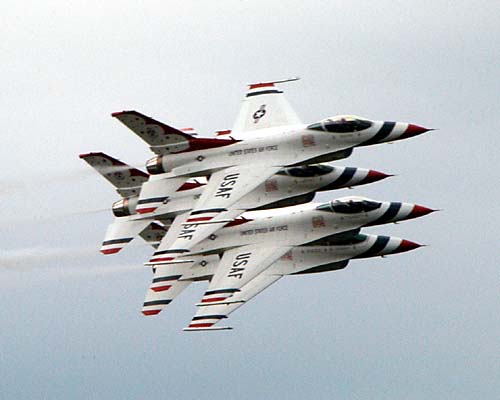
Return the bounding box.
[363,170,393,184]
[400,124,434,139]
[391,239,422,254]
[408,204,436,219]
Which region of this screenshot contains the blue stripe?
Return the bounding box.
[102,237,133,246]
[353,236,390,258]
[246,90,283,97]
[192,315,227,321]
[360,121,396,146]
[204,288,240,296]
[366,202,402,226]
[153,249,189,256]
[138,196,168,204]
[143,300,171,306]
[152,275,182,283]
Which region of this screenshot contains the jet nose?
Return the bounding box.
[390,239,422,254]
[362,169,393,184]
[400,124,434,139]
[407,204,436,220]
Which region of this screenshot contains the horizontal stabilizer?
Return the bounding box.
[139,222,169,248]
[112,110,193,154]
[79,152,148,197]
[100,219,150,255]
[112,110,238,155]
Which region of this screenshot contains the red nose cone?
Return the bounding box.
[408,205,435,219]
[363,170,393,184]
[392,239,422,254]
[401,124,433,139]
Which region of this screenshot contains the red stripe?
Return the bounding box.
[249,82,275,89]
[186,216,213,222]
[224,218,252,228]
[149,257,174,262]
[78,152,93,159]
[137,207,157,214]
[100,248,121,255]
[177,181,205,191]
[142,309,161,316]
[201,297,227,303]
[182,138,238,152]
[151,285,172,292]
[216,130,232,136]
[188,323,214,328]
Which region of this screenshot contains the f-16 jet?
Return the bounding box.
[141,196,435,318]
[80,152,392,254]
[111,78,432,264]
[184,233,423,331]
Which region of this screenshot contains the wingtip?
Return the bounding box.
[142,309,161,316]
[79,151,104,159]
[100,247,122,255]
[111,111,131,117]
[111,110,138,117]
[247,77,300,88]
[183,326,233,332]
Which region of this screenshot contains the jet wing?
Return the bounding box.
[141,263,193,316]
[184,273,283,331]
[231,78,302,137]
[141,254,220,316]
[184,244,292,331]
[148,165,282,262]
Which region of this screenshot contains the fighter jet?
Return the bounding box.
[111,78,431,262]
[184,233,423,331]
[80,152,392,254]
[141,196,435,317]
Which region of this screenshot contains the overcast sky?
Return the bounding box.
[1,1,499,399]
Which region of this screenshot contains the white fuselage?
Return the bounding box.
[162,121,397,177]
[134,164,381,218]
[177,234,412,281]
[183,200,407,255]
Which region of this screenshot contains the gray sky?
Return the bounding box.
[1,1,499,399]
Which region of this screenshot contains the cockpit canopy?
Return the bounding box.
[307,115,373,133]
[317,198,381,214]
[278,164,334,178]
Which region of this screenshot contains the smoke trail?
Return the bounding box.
[0,245,103,268]
[0,207,110,229]
[0,243,152,270]
[0,161,147,196]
